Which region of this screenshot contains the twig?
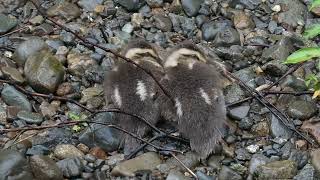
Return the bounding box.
[227,63,304,107]
[262,90,313,96]
[0,120,184,154]
[0,25,31,38]
[170,152,198,179]
[225,71,317,146]
[29,0,174,104]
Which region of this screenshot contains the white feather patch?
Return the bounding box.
[188,61,196,69]
[199,88,212,105]
[136,80,147,101]
[164,48,207,68]
[175,98,183,118]
[114,86,122,107]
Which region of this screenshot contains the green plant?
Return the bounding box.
[310,0,320,11]
[68,112,88,132]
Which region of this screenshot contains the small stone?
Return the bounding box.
[251,121,269,136]
[111,152,162,177]
[114,0,146,11]
[301,120,320,144]
[270,114,292,139]
[276,0,308,28]
[146,0,163,8]
[287,100,318,120]
[181,0,204,17]
[56,157,84,178]
[24,51,65,94]
[26,145,50,156]
[54,144,84,159]
[39,101,58,118]
[47,1,81,20]
[1,85,32,112]
[107,154,125,166]
[167,170,191,180]
[79,112,121,152]
[235,148,251,161]
[56,82,74,96]
[131,13,144,28]
[77,0,103,12]
[89,146,107,160]
[213,27,240,47]
[0,14,18,34]
[295,140,307,150]
[29,15,44,25]
[233,11,255,30]
[224,84,246,104]
[294,164,317,180]
[288,149,308,169]
[6,106,20,120]
[254,160,297,179]
[228,105,250,120]
[246,144,260,153]
[77,143,89,153]
[154,14,172,32]
[272,5,281,12]
[1,66,25,84]
[249,154,270,175]
[17,111,43,125]
[218,166,242,180]
[201,20,231,41]
[29,155,63,180]
[122,23,134,34]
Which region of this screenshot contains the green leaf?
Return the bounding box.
[284,47,320,64]
[68,112,80,121]
[310,0,320,11]
[303,24,320,39]
[72,125,82,132]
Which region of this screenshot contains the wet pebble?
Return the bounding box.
[201,21,231,41]
[111,152,162,177]
[29,155,63,180]
[254,160,297,179]
[228,105,250,120]
[54,144,84,159]
[294,164,317,180]
[1,66,25,84]
[270,114,293,139]
[17,111,43,125]
[56,157,84,178]
[1,84,32,111]
[287,100,318,120]
[115,0,146,11]
[24,51,65,94]
[0,13,17,34]
[181,0,204,17]
[154,14,172,32]
[79,112,121,152]
[47,1,81,20]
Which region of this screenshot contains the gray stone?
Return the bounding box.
[47,1,81,20]
[1,66,25,84]
[79,112,121,152]
[146,0,163,7]
[287,100,318,120]
[294,164,318,180]
[261,37,295,63]
[1,84,32,111]
[218,166,242,180]
[56,157,84,178]
[213,27,240,47]
[276,0,308,28]
[235,148,251,161]
[254,160,297,179]
[13,37,48,66]
[31,128,73,149]
[24,51,65,94]
[0,14,17,34]
[54,144,84,159]
[114,0,146,11]
[29,155,63,180]
[181,0,204,17]
[270,115,293,139]
[228,105,250,120]
[26,145,50,156]
[0,149,33,180]
[111,152,162,177]
[224,84,246,104]
[289,149,309,169]
[166,170,191,180]
[201,21,231,41]
[248,154,270,175]
[154,14,172,32]
[17,111,43,125]
[77,0,103,12]
[262,59,289,77]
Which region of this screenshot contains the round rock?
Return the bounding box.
[181,0,204,17]
[287,100,318,120]
[17,111,44,125]
[29,155,63,180]
[54,144,84,159]
[0,13,17,34]
[24,51,65,94]
[1,84,32,111]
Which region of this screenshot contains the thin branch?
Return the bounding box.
[225,71,317,146]
[0,120,183,154]
[170,152,198,179]
[262,90,313,96]
[0,24,31,38]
